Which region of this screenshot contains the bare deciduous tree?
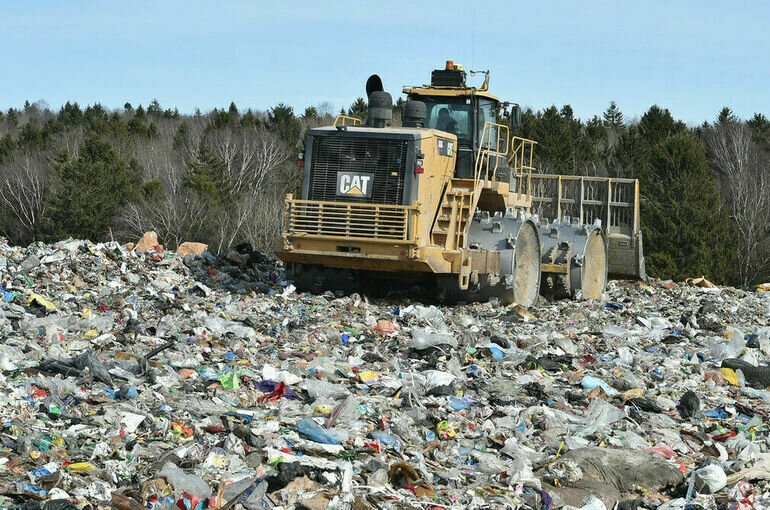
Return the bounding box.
[208,127,289,196]
[707,121,770,285]
[0,153,48,244]
[122,124,292,254]
[205,127,290,252]
[51,126,86,159]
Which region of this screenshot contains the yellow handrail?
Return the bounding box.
[508,136,538,196]
[333,115,363,127]
[473,121,511,190]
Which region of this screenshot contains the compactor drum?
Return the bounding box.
[539,218,608,300]
[275,62,645,304]
[438,210,542,306]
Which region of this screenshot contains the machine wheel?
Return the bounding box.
[539,219,608,301]
[505,220,541,306]
[577,229,608,300]
[455,209,542,307]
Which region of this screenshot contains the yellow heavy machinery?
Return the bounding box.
[275,62,646,305]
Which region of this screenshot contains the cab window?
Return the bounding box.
[418,98,473,144]
[478,99,500,149]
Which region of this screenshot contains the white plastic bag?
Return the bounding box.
[693,464,727,494]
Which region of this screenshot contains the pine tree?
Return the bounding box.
[638,105,685,144]
[44,137,132,241]
[393,97,405,117]
[716,106,737,127]
[602,101,624,128]
[147,99,162,116]
[58,102,84,128]
[747,113,770,150]
[302,106,319,120]
[173,121,189,150]
[6,108,18,127]
[18,123,44,150]
[347,98,368,121]
[184,146,231,206]
[267,104,301,147]
[0,133,17,164]
[636,125,736,282]
[240,109,260,129]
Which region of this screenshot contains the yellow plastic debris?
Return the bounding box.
[27,293,56,311]
[719,367,739,386]
[623,388,645,399]
[66,462,97,471]
[358,371,380,385]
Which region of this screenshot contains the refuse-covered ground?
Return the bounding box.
[2,235,770,510]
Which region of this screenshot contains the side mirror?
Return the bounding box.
[510,104,522,129]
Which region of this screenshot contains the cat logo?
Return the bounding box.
[336,172,374,197]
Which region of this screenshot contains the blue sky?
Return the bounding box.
[2,1,768,124]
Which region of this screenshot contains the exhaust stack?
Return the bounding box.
[364,74,392,128]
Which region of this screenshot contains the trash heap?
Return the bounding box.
[1,233,770,510]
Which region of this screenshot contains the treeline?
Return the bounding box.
[0,98,768,286]
[0,100,328,255]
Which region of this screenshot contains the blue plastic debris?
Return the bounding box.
[371,430,398,449]
[582,375,617,395]
[449,396,474,411]
[704,407,730,419]
[296,418,340,445]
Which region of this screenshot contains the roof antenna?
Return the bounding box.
[471,9,476,69]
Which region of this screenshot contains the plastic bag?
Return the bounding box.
[296,418,340,445]
[303,379,345,400]
[412,328,457,349]
[159,462,211,499]
[617,346,633,365]
[577,399,625,437]
[581,375,618,396]
[693,464,727,494]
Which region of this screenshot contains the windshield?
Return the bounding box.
[419,98,473,144]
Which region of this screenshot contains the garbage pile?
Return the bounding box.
[1,233,770,510]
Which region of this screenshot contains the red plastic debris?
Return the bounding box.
[258,381,287,403]
[30,386,48,399]
[712,430,738,441]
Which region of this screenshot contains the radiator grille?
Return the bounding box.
[308,135,409,205]
[285,199,415,242]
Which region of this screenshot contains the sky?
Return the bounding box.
[1,1,768,125]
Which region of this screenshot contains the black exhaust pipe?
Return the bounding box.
[365,74,392,128]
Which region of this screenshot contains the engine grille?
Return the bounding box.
[308,135,409,205]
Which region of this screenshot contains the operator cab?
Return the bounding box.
[403,61,506,179]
